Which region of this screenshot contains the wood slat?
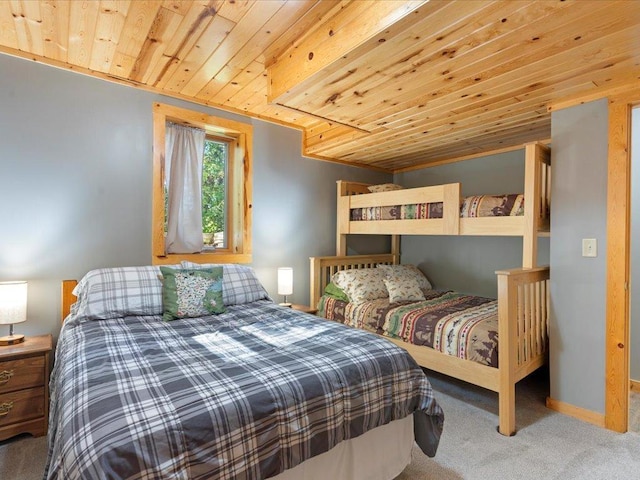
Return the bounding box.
[179,0,283,97]
[68,0,100,68]
[89,0,130,72]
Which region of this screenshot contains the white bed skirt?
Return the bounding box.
[270,415,414,480]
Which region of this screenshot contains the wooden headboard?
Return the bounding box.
[309,253,398,309]
[61,280,78,323]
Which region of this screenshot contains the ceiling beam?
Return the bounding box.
[267,0,429,104]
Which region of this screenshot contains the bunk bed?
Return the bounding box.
[312,142,551,436]
[336,142,551,269]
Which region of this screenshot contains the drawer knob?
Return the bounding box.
[0,401,13,416]
[0,370,14,385]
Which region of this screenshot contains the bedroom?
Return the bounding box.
[0,1,639,478]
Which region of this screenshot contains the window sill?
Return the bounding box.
[153,253,252,265]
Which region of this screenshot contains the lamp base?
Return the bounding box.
[279,302,292,308]
[0,334,25,346]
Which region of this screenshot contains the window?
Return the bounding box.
[201,137,229,250]
[152,103,252,264]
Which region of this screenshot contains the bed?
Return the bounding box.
[336,142,551,269]
[45,264,444,480]
[310,255,549,437]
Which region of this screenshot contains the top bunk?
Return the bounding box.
[336,142,550,267]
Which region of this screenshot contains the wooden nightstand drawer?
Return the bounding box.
[0,335,52,441]
[0,356,45,394]
[0,386,45,428]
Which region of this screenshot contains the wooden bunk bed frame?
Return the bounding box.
[336,142,551,269]
[310,254,549,437]
[314,142,551,436]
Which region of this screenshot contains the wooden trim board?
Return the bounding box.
[546,397,605,428]
[605,94,634,433]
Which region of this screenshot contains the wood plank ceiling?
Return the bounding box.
[0,0,639,172]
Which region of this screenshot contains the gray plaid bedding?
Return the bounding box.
[45,300,444,480]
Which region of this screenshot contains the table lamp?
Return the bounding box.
[0,281,27,346]
[277,267,293,307]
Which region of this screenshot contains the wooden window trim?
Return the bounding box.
[152,103,252,264]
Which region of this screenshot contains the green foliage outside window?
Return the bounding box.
[202,139,227,247]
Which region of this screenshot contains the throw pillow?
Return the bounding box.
[160,267,225,321]
[377,264,432,291]
[384,274,426,303]
[332,268,388,304]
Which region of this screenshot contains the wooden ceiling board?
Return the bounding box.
[283,0,602,130]
[267,0,430,103]
[178,0,284,97]
[0,0,639,171]
[0,1,18,49]
[127,4,184,82]
[40,0,69,61]
[277,0,532,123]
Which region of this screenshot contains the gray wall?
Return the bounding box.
[0,53,389,341]
[631,107,640,380]
[549,99,609,414]
[395,151,550,298]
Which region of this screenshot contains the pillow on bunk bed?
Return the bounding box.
[384,274,426,304]
[331,268,388,304]
[367,183,404,193]
[377,264,433,292]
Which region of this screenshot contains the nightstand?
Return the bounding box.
[0,334,52,441]
[291,304,318,315]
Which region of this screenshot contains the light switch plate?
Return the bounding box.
[582,238,597,257]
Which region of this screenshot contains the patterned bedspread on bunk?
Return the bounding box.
[319,291,499,368]
[350,194,524,221]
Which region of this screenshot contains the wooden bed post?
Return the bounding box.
[497,270,517,436]
[61,280,78,322]
[337,180,349,256]
[522,143,541,268]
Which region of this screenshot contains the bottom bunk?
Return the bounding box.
[310,254,550,436]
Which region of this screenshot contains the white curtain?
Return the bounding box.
[165,122,206,253]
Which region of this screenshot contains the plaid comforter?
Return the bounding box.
[45,300,444,480]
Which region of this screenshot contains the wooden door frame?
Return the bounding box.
[605,92,640,432]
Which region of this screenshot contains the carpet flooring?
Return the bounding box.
[3,370,640,480]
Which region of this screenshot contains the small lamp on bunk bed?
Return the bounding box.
[0,281,27,346]
[277,267,293,307]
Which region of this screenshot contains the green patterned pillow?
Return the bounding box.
[160,267,225,321]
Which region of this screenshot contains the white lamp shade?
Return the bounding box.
[277,267,293,296]
[0,281,27,325]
